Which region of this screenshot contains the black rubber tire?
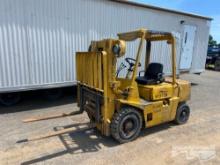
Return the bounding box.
[174,103,190,125]
[0,93,21,106]
[110,107,142,143]
[43,88,63,101]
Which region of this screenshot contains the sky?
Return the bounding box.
[134,0,220,43]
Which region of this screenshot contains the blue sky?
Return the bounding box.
[134,0,220,43]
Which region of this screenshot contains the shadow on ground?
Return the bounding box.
[0,87,77,114]
[20,122,175,165]
[20,123,117,165]
[205,67,220,72]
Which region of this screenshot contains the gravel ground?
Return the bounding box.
[0,70,219,165]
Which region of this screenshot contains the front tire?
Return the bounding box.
[110,107,142,143]
[174,103,190,125]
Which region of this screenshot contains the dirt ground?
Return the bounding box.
[0,70,219,165]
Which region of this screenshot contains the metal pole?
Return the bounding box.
[145,41,151,70]
[171,36,177,85]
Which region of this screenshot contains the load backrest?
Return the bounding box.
[76,52,107,91]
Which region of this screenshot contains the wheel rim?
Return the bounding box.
[179,108,189,122]
[119,114,139,139]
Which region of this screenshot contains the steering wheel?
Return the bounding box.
[125,57,141,69]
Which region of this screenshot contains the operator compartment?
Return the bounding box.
[138,82,173,101]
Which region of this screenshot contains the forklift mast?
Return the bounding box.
[76,38,127,135]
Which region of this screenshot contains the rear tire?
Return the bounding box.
[0,93,21,106]
[110,107,142,143]
[174,103,190,125]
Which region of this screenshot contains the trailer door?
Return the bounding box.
[180,25,196,70]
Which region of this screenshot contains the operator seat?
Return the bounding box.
[136,63,164,85]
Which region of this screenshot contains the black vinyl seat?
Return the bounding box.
[136,63,164,85]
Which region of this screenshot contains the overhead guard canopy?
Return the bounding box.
[117,28,173,42]
[117,29,146,41]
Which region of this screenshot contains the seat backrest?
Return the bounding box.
[144,63,163,78]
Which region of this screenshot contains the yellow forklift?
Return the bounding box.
[23,29,191,143]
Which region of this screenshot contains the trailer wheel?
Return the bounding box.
[43,88,63,101]
[174,103,190,125]
[214,59,220,71]
[110,107,142,143]
[0,93,21,106]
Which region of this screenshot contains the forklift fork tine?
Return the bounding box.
[19,123,96,142]
[22,111,83,123]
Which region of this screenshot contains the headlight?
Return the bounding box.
[112,40,126,57]
[112,44,121,55]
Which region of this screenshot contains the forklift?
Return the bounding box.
[23,29,191,143]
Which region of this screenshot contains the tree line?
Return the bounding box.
[209,35,220,47]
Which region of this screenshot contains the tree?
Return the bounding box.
[209,35,217,47]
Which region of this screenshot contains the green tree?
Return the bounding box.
[209,35,217,47]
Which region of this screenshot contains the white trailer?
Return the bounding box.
[0,0,211,105]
